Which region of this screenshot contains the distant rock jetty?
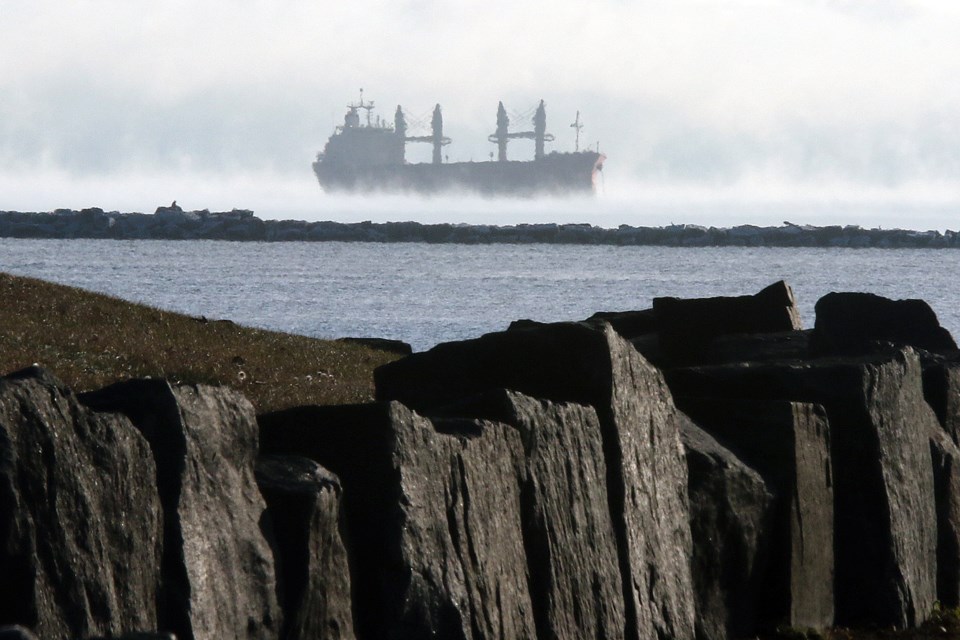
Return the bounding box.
[4,282,960,638]
[1,204,958,247]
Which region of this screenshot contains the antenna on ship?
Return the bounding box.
[570,111,583,152]
[354,88,375,127]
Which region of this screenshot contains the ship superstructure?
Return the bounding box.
[313,93,605,196]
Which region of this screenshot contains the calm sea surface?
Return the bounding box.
[1,239,957,352]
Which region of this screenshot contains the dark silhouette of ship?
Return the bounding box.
[313,92,605,196]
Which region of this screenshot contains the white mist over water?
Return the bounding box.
[2,169,958,231]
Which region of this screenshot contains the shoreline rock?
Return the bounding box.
[2,208,960,247]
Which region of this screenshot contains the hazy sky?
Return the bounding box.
[2,0,959,228]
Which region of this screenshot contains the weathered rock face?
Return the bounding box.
[80,380,281,640]
[508,391,627,640]
[678,398,834,631]
[924,358,960,446]
[681,419,774,640]
[929,425,960,607]
[813,292,958,356]
[256,455,355,640]
[652,281,803,365]
[666,349,938,628]
[440,389,629,640]
[260,402,537,640]
[0,368,163,639]
[374,322,696,640]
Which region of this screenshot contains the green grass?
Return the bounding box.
[0,272,402,412]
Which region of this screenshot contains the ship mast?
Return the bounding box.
[400,103,451,164]
[570,111,583,152]
[494,102,509,161]
[533,101,547,160]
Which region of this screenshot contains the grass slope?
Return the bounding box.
[0,272,401,412]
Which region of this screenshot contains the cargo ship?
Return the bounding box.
[313,93,605,196]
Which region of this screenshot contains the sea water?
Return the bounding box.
[1,238,958,352]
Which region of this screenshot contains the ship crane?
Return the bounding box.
[487,100,555,161]
[395,104,451,165]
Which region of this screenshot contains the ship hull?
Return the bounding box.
[313,152,604,196]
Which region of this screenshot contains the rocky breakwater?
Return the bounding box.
[3,205,960,247]
[3,282,960,639]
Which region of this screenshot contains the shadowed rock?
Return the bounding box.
[0,627,38,640]
[678,398,834,631]
[336,337,412,356]
[666,349,937,628]
[705,330,811,365]
[923,357,960,446]
[584,309,657,339]
[259,402,537,640]
[813,292,957,356]
[681,419,774,640]
[374,322,696,640]
[929,425,960,607]
[256,455,355,640]
[80,380,281,640]
[652,281,803,365]
[0,367,162,639]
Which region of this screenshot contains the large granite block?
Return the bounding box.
[652,281,803,365]
[260,402,537,640]
[666,348,938,628]
[681,419,774,640]
[374,322,695,639]
[813,292,957,356]
[81,380,281,640]
[0,368,162,639]
[678,398,834,631]
[256,455,355,640]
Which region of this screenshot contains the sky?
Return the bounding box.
[2,0,959,229]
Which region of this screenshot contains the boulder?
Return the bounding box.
[681,419,774,640]
[0,368,162,639]
[80,380,281,640]
[259,402,537,640]
[812,292,957,356]
[929,425,960,607]
[375,322,696,640]
[255,455,355,640]
[677,398,834,631]
[665,349,938,628]
[652,281,803,365]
